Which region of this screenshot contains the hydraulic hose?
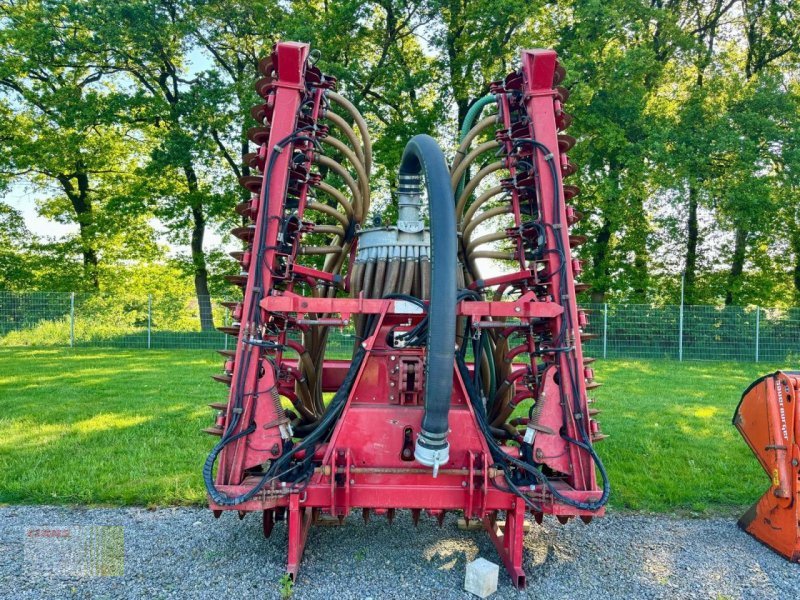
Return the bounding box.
[399,135,458,476]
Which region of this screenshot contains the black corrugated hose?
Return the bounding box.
[398,135,458,465]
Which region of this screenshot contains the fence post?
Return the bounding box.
[678,273,685,361]
[755,306,760,363]
[602,303,608,359]
[69,292,75,347]
[147,294,152,350]
[224,308,228,351]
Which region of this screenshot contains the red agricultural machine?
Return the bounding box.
[734,371,800,561]
[205,41,608,588]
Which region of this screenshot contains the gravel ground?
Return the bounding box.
[1,505,798,599]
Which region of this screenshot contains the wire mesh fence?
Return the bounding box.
[580,303,800,363]
[1,291,799,363]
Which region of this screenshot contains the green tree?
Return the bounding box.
[76,0,239,329]
[0,0,158,290]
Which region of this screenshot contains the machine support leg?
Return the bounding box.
[263,509,275,538]
[286,494,312,580]
[483,501,527,588]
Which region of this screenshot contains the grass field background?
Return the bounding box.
[0,348,786,513]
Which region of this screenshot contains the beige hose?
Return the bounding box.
[362,260,376,299]
[313,224,345,237]
[465,230,509,257]
[461,185,505,227]
[400,260,416,295]
[373,259,387,297]
[298,245,342,255]
[420,258,431,300]
[327,91,373,175]
[314,182,354,221]
[470,250,515,261]
[324,110,366,169]
[450,140,502,191]
[382,259,401,297]
[462,205,511,242]
[320,136,370,218]
[315,155,362,215]
[456,161,506,218]
[453,115,497,170]
[306,199,350,230]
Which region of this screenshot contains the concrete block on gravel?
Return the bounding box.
[464,557,498,598]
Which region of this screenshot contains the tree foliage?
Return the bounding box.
[0,0,798,314]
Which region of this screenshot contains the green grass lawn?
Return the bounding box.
[0,348,787,513]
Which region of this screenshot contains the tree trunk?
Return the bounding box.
[590,158,621,303]
[630,192,649,301]
[633,251,649,301]
[791,224,800,302]
[57,167,99,289]
[589,219,612,303]
[241,135,250,179]
[184,165,215,331]
[456,98,469,134]
[444,0,468,132]
[725,226,748,306]
[684,181,699,305]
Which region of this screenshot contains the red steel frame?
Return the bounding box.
[210,44,604,589]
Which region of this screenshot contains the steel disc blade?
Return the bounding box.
[569,234,587,248]
[557,112,573,131]
[234,201,253,217]
[553,64,566,86]
[258,57,274,77]
[230,226,255,242]
[212,373,233,385]
[250,104,267,123]
[574,283,591,293]
[242,152,260,169]
[238,175,262,193]
[247,126,271,145]
[563,184,580,200]
[225,274,248,287]
[255,77,273,98]
[557,134,576,153]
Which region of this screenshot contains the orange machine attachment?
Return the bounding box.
[733,371,800,561]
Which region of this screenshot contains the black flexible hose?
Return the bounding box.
[205,345,368,507]
[398,135,458,466]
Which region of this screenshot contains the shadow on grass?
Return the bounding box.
[0,349,780,513]
[592,358,777,512]
[0,347,222,505]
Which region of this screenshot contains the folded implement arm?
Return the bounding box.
[734,371,800,561]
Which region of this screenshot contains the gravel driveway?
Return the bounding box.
[1,505,798,599]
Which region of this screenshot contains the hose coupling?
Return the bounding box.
[414,429,450,477]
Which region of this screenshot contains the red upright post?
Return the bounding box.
[218,42,310,486]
